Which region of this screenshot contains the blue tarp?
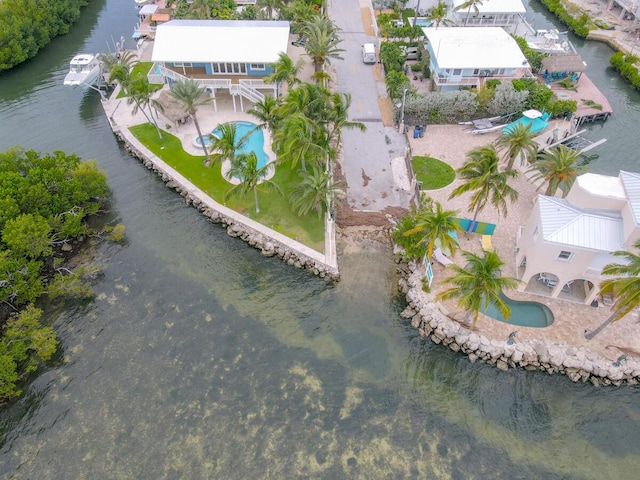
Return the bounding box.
[502,113,550,135]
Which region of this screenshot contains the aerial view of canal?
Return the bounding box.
[0,0,638,477]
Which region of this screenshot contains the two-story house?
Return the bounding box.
[515,171,640,305]
[450,0,527,33]
[423,27,530,91]
[147,20,290,111]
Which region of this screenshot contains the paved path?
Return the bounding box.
[329,0,413,211]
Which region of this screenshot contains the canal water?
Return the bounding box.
[0,1,638,477]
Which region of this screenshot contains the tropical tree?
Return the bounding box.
[128,78,164,139]
[400,197,461,260]
[169,79,212,166]
[528,145,587,197]
[426,2,454,29]
[274,112,327,172]
[449,145,519,226]
[108,50,138,95]
[302,15,345,74]
[289,166,345,217]
[248,95,281,137]
[208,122,248,167]
[454,0,485,26]
[585,240,640,340]
[223,152,281,213]
[436,250,522,327]
[266,52,305,95]
[495,122,538,171]
[256,0,283,20]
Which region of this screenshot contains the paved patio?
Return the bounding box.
[408,125,640,361]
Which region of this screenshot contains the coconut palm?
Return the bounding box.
[273,112,326,172]
[108,50,138,95]
[266,52,305,95]
[290,165,345,217]
[302,15,345,74]
[495,122,539,171]
[449,145,519,227]
[256,0,283,20]
[455,0,485,26]
[401,198,461,260]
[128,78,164,139]
[209,122,248,167]
[426,2,454,29]
[326,92,366,154]
[169,79,212,166]
[585,240,640,340]
[247,96,281,137]
[224,152,281,213]
[436,250,522,327]
[528,145,588,197]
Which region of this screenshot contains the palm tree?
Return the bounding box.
[426,2,454,29]
[190,0,212,19]
[326,92,366,155]
[273,112,326,172]
[436,250,522,327]
[128,78,164,139]
[302,15,345,74]
[266,52,304,96]
[169,79,212,166]
[402,198,461,260]
[290,166,345,217]
[495,123,539,171]
[247,96,281,137]
[256,0,282,20]
[224,152,281,213]
[449,145,519,227]
[585,240,640,340]
[454,0,485,26]
[108,50,138,95]
[528,145,588,197]
[208,122,248,167]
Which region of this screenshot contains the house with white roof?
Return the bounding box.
[422,27,530,91]
[450,0,526,33]
[147,20,291,110]
[515,171,640,305]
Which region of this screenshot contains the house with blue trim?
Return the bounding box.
[148,20,290,110]
[422,27,530,92]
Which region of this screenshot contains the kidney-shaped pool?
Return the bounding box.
[484,292,554,328]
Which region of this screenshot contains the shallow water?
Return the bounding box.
[0,1,639,478]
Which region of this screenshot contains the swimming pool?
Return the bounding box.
[412,17,432,27]
[195,121,269,169]
[484,292,554,328]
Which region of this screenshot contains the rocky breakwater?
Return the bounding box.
[397,260,640,387]
[115,130,339,281]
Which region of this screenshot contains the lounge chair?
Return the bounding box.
[481,235,493,252]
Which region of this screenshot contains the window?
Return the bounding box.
[453,69,462,76]
[250,63,265,71]
[557,250,574,261]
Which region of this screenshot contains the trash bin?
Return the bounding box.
[413,126,421,139]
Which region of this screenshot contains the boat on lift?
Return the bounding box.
[63,54,102,87]
[526,29,574,55]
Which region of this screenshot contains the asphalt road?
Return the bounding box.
[329,0,413,211]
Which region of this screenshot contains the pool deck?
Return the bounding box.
[408,125,640,361]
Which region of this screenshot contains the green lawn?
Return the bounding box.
[116,62,162,99]
[129,123,325,250]
[412,156,456,190]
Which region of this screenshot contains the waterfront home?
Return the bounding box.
[450,0,526,33]
[147,20,290,110]
[515,171,640,305]
[604,0,640,21]
[422,27,530,91]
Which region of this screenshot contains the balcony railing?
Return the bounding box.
[432,75,480,87]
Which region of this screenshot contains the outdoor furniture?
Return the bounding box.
[481,235,493,252]
[538,273,557,288]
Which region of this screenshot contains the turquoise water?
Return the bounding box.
[205,120,268,168]
[413,18,432,27]
[484,292,555,327]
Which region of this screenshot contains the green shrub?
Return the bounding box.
[513,36,548,71]
[380,41,405,73]
[610,52,640,91]
[548,99,577,118]
[410,63,422,72]
[537,0,592,38]
[512,78,553,111]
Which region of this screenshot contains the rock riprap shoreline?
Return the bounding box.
[398,259,640,387]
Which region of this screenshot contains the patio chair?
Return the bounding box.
[602,293,614,306]
[481,235,493,252]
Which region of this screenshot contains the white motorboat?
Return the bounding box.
[63,54,101,87]
[526,29,574,55]
[135,0,153,6]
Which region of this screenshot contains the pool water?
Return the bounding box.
[413,18,433,27]
[196,121,269,169]
[484,292,554,328]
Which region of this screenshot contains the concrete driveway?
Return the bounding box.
[330,0,413,211]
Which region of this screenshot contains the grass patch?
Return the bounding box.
[116,62,162,99]
[412,156,455,190]
[129,123,325,250]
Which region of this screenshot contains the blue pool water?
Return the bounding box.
[484,292,554,328]
[196,121,268,168]
[413,18,432,27]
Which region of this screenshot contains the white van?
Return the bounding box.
[362,43,376,64]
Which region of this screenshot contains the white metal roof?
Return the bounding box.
[538,195,624,252]
[423,27,528,69]
[452,0,526,14]
[620,170,640,225]
[575,173,626,199]
[152,20,290,64]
